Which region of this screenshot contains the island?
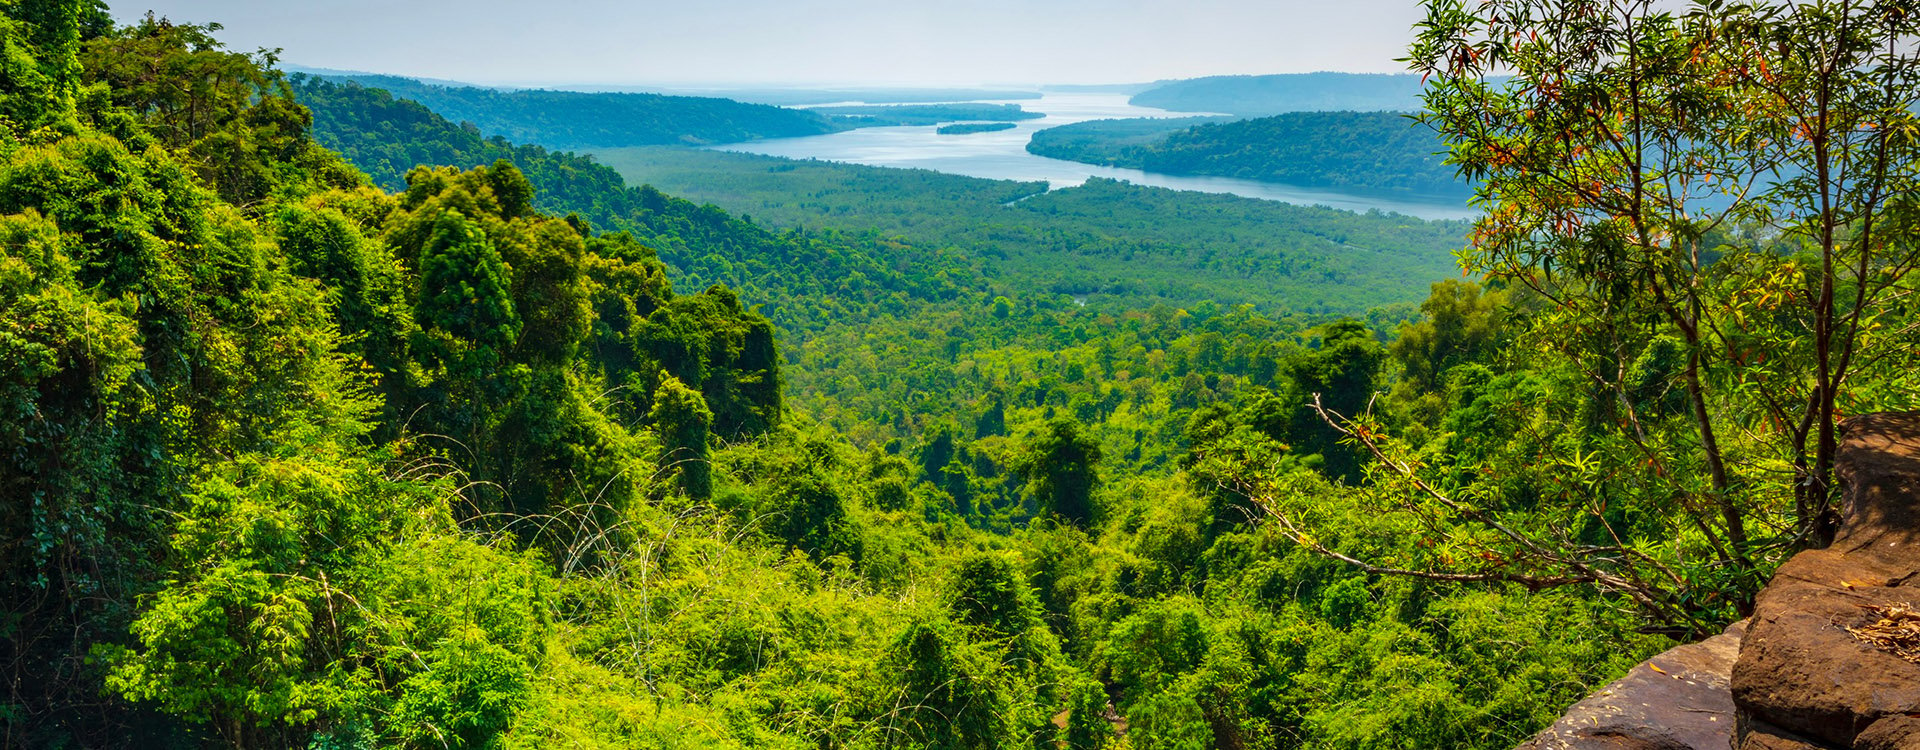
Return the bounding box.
[936,121,1019,135]
[811,102,1043,126]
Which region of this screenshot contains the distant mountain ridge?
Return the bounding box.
[1131,73,1429,116]
[302,72,843,149]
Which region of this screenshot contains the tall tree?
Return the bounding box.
[1233,0,1920,630]
[16,0,82,116]
[1282,318,1386,482]
[1014,417,1103,525]
[417,209,520,365]
[649,374,712,500]
[1410,0,1920,553]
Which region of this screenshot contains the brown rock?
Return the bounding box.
[1730,412,1920,749]
[1734,715,1833,749]
[1854,715,1920,750]
[1518,621,1746,750]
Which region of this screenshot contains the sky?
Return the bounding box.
[109,0,1430,88]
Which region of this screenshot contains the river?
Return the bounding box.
[709,92,1480,222]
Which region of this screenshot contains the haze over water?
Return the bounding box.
[710,93,1479,222]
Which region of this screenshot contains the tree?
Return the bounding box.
[1064,677,1115,750]
[101,435,548,749]
[418,208,520,363]
[1013,417,1103,525]
[1281,318,1385,483]
[82,15,357,204]
[947,553,1044,638]
[1412,0,1920,551]
[765,466,861,560]
[649,374,712,500]
[883,618,1008,750]
[1231,0,1920,632]
[16,0,82,117]
[1391,280,1507,398]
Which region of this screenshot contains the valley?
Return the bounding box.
[7,4,1905,750]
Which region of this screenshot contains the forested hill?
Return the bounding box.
[1028,112,1470,197]
[304,72,842,148]
[1131,73,1428,116]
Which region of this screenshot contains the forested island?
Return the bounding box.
[1028,112,1470,197]
[937,121,1018,135]
[650,86,1044,106]
[6,2,1917,750]
[1021,116,1233,162]
[810,102,1044,126]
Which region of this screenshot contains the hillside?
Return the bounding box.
[1028,112,1470,197]
[1131,72,1429,116]
[307,72,843,148]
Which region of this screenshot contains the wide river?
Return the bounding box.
[710,92,1480,222]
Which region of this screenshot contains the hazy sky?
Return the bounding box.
[110,0,1429,87]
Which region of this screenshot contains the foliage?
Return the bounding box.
[1029,112,1470,197]
[650,375,713,500]
[82,16,362,205]
[1013,417,1104,525]
[1364,0,1920,625]
[102,435,551,749]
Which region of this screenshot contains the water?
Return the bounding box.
[710,92,1480,222]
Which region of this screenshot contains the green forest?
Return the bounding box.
[1027,113,1470,198]
[1022,116,1231,163]
[8,1,1920,749]
[304,73,844,149]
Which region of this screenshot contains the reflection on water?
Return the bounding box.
[710,93,1480,222]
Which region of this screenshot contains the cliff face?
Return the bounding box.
[1519,412,1920,750]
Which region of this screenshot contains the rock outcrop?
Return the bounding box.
[1518,621,1745,750]
[1731,412,1920,749]
[1519,413,1920,750]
